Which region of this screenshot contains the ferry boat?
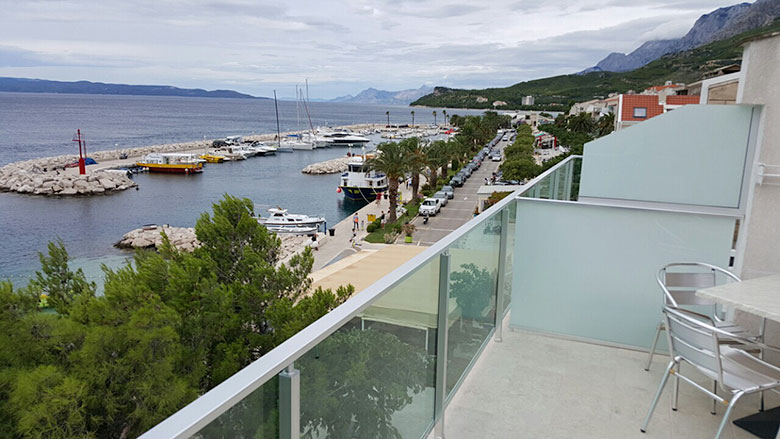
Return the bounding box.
[256,208,325,232]
[338,155,387,201]
[136,153,203,174]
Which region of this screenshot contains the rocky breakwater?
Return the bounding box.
[117,225,326,262]
[302,157,352,175]
[0,164,136,196]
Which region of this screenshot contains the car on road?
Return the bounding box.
[441,185,455,198]
[419,198,442,216]
[449,175,464,187]
[433,191,449,206]
[491,154,502,162]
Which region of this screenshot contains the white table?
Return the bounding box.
[697,273,780,323]
[697,273,780,439]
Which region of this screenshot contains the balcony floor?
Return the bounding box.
[440,319,779,439]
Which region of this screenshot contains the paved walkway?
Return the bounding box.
[312,180,417,271]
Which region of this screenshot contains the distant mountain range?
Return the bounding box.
[411,19,780,109]
[0,77,262,99]
[582,0,780,73]
[329,85,433,105]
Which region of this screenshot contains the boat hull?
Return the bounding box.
[137,163,203,174]
[339,186,386,201]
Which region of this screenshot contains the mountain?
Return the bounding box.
[585,0,779,73]
[0,77,262,99]
[330,85,433,105]
[411,20,780,110]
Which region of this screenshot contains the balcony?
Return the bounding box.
[139,105,768,439]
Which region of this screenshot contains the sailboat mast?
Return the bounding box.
[273,90,281,148]
[304,79,315,135]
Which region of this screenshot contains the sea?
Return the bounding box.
[0,92,484,286]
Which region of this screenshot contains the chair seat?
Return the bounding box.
[693,346,780,393]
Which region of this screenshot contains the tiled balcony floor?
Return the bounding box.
[440,320,779,439]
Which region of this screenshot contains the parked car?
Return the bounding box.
[441,185,455,198]
[449,176,464,187]
[491,154,502,162]
[433,191,449,206]
[419,198,442,216]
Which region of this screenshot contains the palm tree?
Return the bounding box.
[401,137,426,201]
[596,113,615,137]
[386,111,390,127]
[442,110,447,126]
[432,110,437,126]
[426,140,449,187]
[366,142,409,223]
[410,110,415,127]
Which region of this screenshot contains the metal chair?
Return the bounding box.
[641,306,780,439]
[645,263,763,372]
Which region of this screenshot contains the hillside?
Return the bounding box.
[412,19,780,110]
[330,85,433,105]
[0,77,261,99]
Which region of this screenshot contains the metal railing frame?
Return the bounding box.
[139,155,582,439]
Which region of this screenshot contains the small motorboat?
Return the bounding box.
[256,207,325,230]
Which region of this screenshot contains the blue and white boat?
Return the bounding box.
[338,155,388,201]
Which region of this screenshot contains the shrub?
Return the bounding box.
[366,223,378,233]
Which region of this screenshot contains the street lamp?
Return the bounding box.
[386,111,390,127]
[411,110,415,128]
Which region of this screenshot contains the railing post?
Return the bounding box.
[434,251,451,439]
[279,364,300,439]
[494,207,510,342]
[563,160,573,201]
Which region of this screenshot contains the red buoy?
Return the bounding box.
[336,187,342,193]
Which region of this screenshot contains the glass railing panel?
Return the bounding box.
[446,212,500,396]
[297,256,441,439]
[501,201,516,316]
[191,376,279,438]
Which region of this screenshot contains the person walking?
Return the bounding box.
[352,213,359,231]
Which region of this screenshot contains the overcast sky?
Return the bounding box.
[0,0,742,99]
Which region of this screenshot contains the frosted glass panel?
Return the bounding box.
[579,105,758,208]
[510,200,736,348]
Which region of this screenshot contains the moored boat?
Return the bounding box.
[136,153,203,174]
[256,207,326,229]
[338,154,387,201]
[199,153,225,163]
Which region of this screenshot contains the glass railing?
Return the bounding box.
[140,156,582,439]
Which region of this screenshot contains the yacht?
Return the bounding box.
[318,129,370,147]
[256,207,326,232]
[338,154,388,201]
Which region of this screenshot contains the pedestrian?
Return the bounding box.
[484,177,489,185]
[379,211,385,225]
[310,235,319,251]
[361,219,365,230]
[352,213,359,231]
[376,192,382,205]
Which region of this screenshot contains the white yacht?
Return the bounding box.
[256,208,325,233]
[317,129,370,147]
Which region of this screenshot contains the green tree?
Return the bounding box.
[567,112,595,134]
[596,113,615,137]
[366,142,410,223]
[299,328,430,439]
[28,240,95,314]
[400,137,426,201]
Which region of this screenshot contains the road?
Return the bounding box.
[411,135,510,246]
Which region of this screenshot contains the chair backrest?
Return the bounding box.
[663,306,724,384]
[657,262,741,310]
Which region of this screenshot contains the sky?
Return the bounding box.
[0,0,745,99]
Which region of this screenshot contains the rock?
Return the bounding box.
[99,178,116,190]
[60,188,78,195]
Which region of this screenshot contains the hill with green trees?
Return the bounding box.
[411,20,780,110]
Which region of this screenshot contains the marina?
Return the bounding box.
[0,92,482,285]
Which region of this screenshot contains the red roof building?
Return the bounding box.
[614,93,698,131]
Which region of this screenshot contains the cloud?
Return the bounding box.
[0,0,739,98]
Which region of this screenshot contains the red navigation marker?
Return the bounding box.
[72,129,86,175]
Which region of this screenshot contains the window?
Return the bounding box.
[633,107,647,118]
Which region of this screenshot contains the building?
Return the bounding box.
[521,95,534,106]
[139,32,780,439]
[610,93,699,131]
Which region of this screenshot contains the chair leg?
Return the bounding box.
[641,360,675,433]
[712,381,717,415]
[645,322,664,371]
[714,392,743,439]
[672,363,680,411]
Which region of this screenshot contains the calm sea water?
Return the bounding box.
[0,92,482,285]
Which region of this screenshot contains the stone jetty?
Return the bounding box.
[0,166,136,196]
[117,225,326,262]
[302,156,352,174]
